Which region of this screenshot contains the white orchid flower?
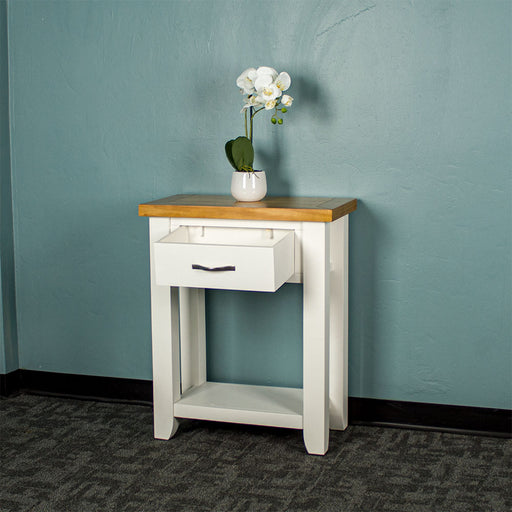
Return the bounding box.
[275,72,291,92]
[254,66,279,91]
[240,94,265,112]
[254,73,273,93]
[232,66,294,145]
[281,94,293,107]
[236,68,257,94]
[256,66,278,80]
[258,83,282,104]
[264,99,277,110]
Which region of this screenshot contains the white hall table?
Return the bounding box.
[139,194,357,455]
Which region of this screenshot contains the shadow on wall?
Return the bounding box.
[257,129,289,195]
[349,199,382,397]
[256,72,333,197]
[293,74,332,122]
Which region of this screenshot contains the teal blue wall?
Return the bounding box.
[0,0,18,374]
[0,0,5,374]
[6,1,511,408]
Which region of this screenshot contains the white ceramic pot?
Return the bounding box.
[231,171,267,202]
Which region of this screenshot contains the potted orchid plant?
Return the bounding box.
[226,66,293,201]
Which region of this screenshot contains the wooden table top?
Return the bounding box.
[139,195,357,222]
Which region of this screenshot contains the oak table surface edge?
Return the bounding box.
[139,194,357,222]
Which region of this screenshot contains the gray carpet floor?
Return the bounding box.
[0,394,510,512]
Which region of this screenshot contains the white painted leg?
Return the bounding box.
[329,216,349,430]
[149,217,180,439]
[179,287,206,393]
[302,222,330,455]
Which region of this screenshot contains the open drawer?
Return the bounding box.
[153,225,295,292]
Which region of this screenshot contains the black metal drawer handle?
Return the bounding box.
[192,264,236,272]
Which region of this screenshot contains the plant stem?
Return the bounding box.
[244,109,248,138]
[249,107,253,143]
[248,107,264,143]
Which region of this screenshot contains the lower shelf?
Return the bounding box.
[174,381,303,429]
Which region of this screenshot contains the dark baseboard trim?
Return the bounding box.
[1,370,510,437]
[0,369,22,397]
[349,397,511,438]
[0,369,152,406]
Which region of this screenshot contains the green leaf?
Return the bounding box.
[225,139,237,170]
[231,136,254,171]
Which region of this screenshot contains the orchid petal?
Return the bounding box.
[259,83,282,103]
[281,94,293,107]
[254,74,273,92]
[236,68,257,94]
[275,72,291,91]
[241,94,265,112]
[265,99,277,110]
[256,66,278,80]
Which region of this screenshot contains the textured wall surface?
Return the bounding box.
[0,0,18,374]
[6,1,511,407]
[0,0,5,374]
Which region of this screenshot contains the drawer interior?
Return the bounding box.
[159,225,293,248]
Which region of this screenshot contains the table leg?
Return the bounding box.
[149,218,180,439]
[179,288,206,393]
[329,216,349,430]
[302,222,330,455]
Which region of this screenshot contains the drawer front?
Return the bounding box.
[154,228,294,292]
